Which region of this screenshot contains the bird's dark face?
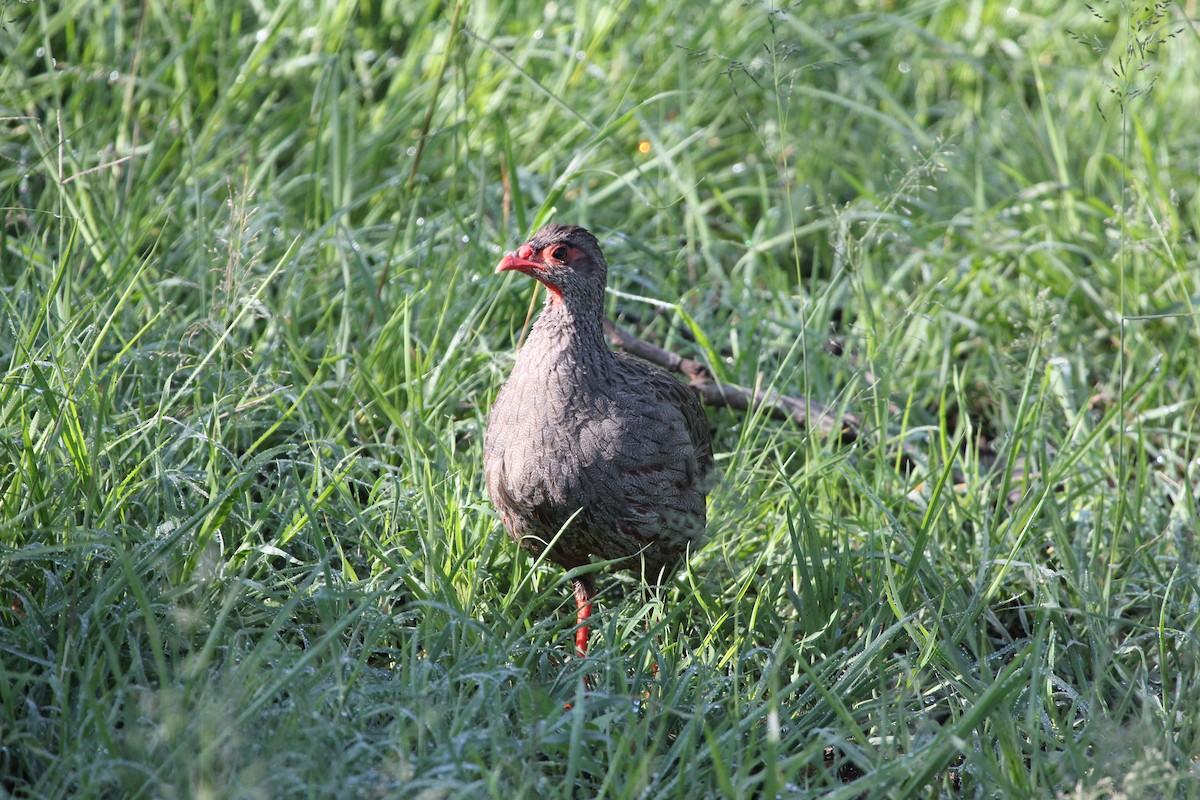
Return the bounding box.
[496,224,608,300]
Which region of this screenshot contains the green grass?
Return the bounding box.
[2,0,1198,796]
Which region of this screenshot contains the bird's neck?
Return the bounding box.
[520,288,610,372]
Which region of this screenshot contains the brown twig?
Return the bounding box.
[406,0,465,191]
[602,319,861,442]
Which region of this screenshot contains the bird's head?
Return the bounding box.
[496,224,608,303]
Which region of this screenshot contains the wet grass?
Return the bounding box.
[1,0,1198,797]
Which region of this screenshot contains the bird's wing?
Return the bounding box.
[616,353,715,489]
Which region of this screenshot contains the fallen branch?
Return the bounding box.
[603,320,1001,493]
[602,319,861,442]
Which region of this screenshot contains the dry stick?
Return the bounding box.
[604,319,975,486]
[368,0,464,332]
[406,0,465,191]
[602,319,861,442]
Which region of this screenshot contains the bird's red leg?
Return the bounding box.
[573,578,593,657]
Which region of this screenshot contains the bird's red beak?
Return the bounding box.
[496,243,540,274]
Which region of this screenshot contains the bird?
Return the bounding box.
[484,223,713,658]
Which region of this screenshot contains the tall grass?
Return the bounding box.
[2,0,1198,797]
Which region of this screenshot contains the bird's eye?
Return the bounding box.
[546,245,569,262]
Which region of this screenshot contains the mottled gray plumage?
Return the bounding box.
[484,225,712,641]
